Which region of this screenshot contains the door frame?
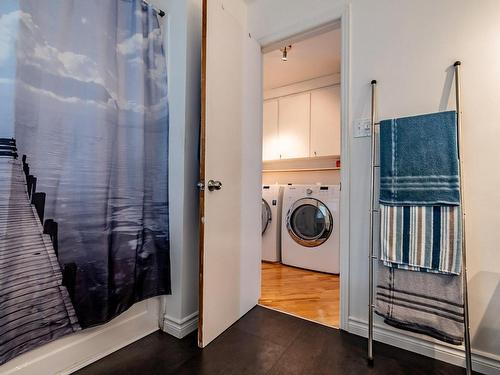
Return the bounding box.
[198,0,207,346]
[256,4,351,331]
[198,1,352,340]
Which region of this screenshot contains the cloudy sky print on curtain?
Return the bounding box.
[0,0,170,364]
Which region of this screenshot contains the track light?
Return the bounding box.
[280,45,292,62]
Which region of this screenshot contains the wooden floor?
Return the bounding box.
[259,262,339,328]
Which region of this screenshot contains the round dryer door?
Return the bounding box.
[286,198,333,247]
[261,199,272,235]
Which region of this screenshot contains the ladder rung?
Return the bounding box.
[373,165,380,168]
[371,255,378,260]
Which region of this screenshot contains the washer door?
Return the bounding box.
[261,199,272,235]
[287,198,333,247]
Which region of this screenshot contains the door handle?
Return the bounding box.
[207,180,222,192]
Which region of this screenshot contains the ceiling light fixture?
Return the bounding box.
[280,45,292,62]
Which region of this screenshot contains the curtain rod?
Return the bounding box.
[142,0,166,17]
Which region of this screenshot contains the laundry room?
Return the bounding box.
[259,24,342,328]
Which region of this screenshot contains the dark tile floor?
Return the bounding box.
[75,306,465,375]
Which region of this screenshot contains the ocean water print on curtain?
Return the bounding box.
[0,0,170,365]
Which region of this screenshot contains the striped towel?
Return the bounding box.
[379,111,460,206]
[376,265,464,345]
[380,204,462,275]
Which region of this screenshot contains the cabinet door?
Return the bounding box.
[262,99,279,161]
[310,85,340,157]
[278,92,310,159]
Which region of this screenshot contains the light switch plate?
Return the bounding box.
[354,118,371,138]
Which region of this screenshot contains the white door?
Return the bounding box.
[310,85,341,157]
[278,92,310,159]
[262,99,279,161]
[199,0,262,347]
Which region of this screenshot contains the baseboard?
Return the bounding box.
[162,312,199,339]
[347,317,500,375]
[0,298,161,375]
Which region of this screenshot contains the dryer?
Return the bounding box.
[281,185,340,273]
[262,185,284,262]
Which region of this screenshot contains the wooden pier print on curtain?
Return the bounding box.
[0,145,80,363]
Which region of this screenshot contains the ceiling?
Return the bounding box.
[263,28,341,90]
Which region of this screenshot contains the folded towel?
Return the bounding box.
[376,265,464,345]
[380,111,460,206]
[380,204,462,275]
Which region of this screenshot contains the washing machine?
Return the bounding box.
[262,185,284,262]
[281,185,340,273]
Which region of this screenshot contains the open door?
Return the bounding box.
[198,0,263,347]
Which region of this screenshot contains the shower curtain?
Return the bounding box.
[0,0,170,364]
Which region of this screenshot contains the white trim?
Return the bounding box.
[0,298,160,375]
[255,4,346,48]
[347,317,500,375]
[261,20,341,54]
[162,312,199,339]
[338,3,351,332]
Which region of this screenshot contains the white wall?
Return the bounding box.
[151,0,201,338]
[349,0,500,366]
[249,0,500,372]
[247,0,345,46]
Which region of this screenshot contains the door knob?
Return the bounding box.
[207,180,222,191]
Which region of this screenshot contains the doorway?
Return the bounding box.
[198,0,349,346]
[258,25,342,328]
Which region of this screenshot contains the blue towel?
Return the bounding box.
[380,204,462,275]
[379,111,460,206]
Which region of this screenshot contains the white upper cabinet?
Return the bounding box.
[262,77,340,162]
[310,85,340,157]
[278,92,311,159]
[262,99,280,161]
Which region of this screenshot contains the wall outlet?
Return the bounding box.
[354,118,371,138]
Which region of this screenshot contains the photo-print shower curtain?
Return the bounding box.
[0,0,170,364]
